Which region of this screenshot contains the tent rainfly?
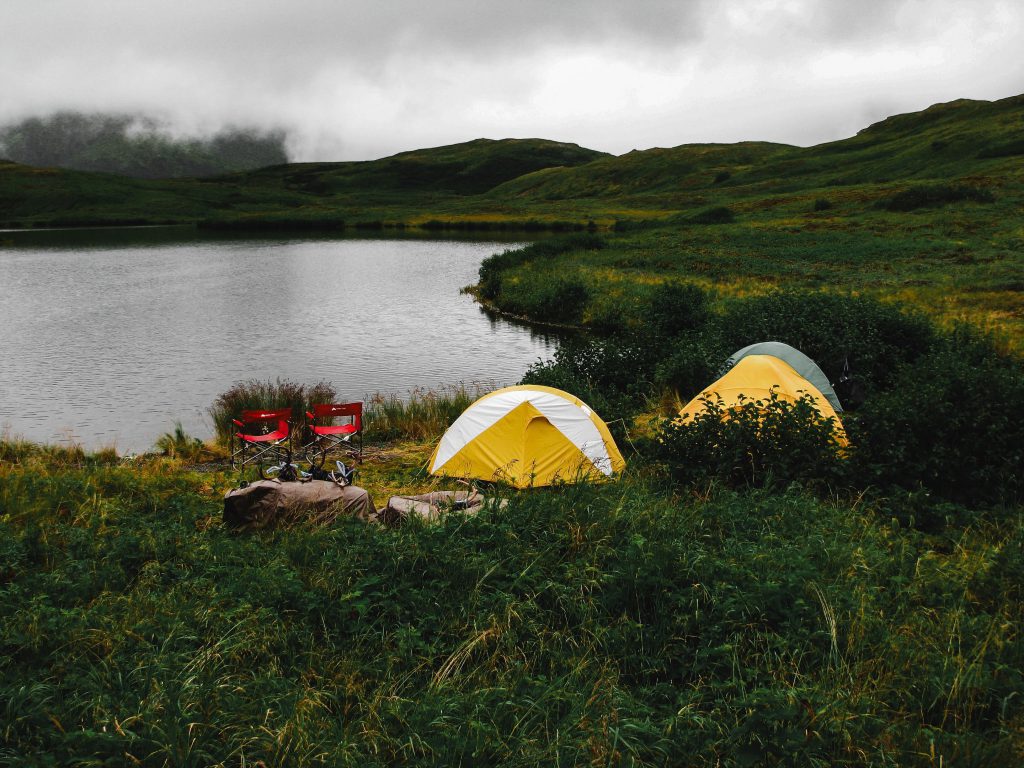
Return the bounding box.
[428,385,625,488]
[680,353,847,444]
[722,341,843,412]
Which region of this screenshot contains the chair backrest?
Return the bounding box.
[236,408,292,435]
[308,402,362,429]
[240,408,293,423]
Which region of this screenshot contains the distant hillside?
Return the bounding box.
[0,94,1021,229]
[489,94,1024,206]
[0,112,288,179]
[238,138,610,197]
[489,142,793,200]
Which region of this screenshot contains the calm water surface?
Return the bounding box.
[0,228,556,451]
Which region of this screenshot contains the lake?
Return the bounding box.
[0,228,557,451]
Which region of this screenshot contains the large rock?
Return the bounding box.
[223,479,377,530]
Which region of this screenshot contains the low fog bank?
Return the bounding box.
[0,112,289,178]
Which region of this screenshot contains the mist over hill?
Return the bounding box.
[0,112,288,178]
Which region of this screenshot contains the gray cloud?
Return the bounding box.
[2,0,1021,161]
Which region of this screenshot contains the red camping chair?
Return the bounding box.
[303,402,363,467]
[230,408,293,478]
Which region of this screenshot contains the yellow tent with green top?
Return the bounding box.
[680,354,847,444]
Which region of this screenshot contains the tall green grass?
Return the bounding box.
[154,421,206,461]
[363,383,497,440]
[1,450,1021,764]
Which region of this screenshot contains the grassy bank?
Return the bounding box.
[1,438,1021,765]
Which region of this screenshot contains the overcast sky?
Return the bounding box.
[2,0,1022,161]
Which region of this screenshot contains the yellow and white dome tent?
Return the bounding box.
[428,385,626,488]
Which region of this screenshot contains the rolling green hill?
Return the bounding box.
[0,138,609,228]
[490,94,1024,208]
[2,95,1022,230]
[243,138,609,197]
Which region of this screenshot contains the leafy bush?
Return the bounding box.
[654,335,723,401]
[637,282,711,343]
[716,291,937,395]
[849,337,1024,507]
[812,198,833,211]
[654,390,847,489]
[687,205,735,224]
[527,278,589,324]
[976,139,1024,159]
[521,336,652,433]
[497,274,591,324]
[588,281,712,340]
[881,184,995,211]
[208,378,336,445]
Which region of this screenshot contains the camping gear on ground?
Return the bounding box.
[680,354,847,443]
[303,401,363,466]
[377,489,508,525]
[231,408,294,478]
[722,341,843,412]
[308,460,357,485]
[428,385,625,488]
[223,478,376,530]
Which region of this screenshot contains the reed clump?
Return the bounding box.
[154,421,207,461]
[363,382,497,440]
[208,378,336,445]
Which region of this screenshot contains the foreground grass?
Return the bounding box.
[1,443,1021,765]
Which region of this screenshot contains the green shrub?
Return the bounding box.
[208,378,336,445]
[977,139,1024,158]
[881,184,995,212]
[521,337,652,433]
[687,206,735,224]
[654,390,847,489]
[588,281,712,341]
[529,278,589,324]
[849,337,1024,507]
[637,282,711,343]
[501,276,590,324]
[812,198,833,211]
[654,335,723,400]
[716,291,937,395]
